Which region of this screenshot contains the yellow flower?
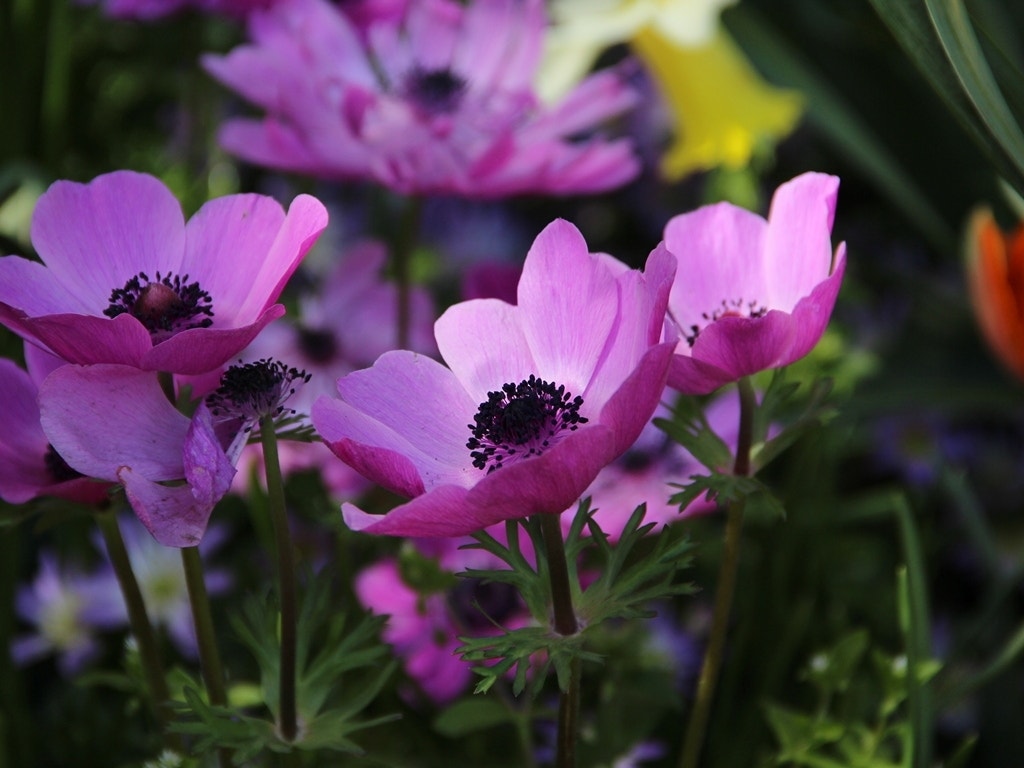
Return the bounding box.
[633,26,801,178]
[540,0,803,179]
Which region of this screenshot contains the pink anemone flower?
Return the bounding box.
[312,218,677,537]
[203,0,639,198]
[0,171,327,375]
[37,364,257,547]
[664,172,846,395]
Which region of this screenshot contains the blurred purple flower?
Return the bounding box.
[665,172,846,394]
[0,344,110,505]
[203,0,640,197]
[0,171,327,375]
[82,0,405,24]
[313,219,676,537]
[11,552,124,675]
[235,240,435,497]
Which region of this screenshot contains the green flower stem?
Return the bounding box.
[679,376,757,768]
[539,513,579,768]
[95,510,181,753]
[392,196,423,349]
[261,415,299,743]
[180,545,232,768]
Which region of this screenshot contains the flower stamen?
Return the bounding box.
[685,298,768,347]
[104,271,214,342]
[403,66,467,114]
[467,375,587,474]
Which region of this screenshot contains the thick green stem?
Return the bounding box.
[95,510,180,752]
[392,196,423,349]
[679,376,757,768]
[538,513,579,768]
[261,415,299,742]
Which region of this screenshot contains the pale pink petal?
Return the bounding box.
[29,171,185,307]
[39,365,188,481]
[763,172,840,309]
[517,220,619,394]
[233,194,329,323]
[664,202,768,333]
[595,342,676,457]
[333,351,477,471]
[118,467,214,548]
[0,257,89,315]
[435,299,536,404]
[584,244,675,411]
[777,247,846,366]
[182,194,286,325]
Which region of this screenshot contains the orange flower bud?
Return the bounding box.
[965,207,1024,381]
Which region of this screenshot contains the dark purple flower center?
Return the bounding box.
[684,297,768,347]
[404,66,466,114]
[207,358,311,426]
[467,375,588,474]
[297,326,338,364]
[44,444,82,483]
[104,271,213,342]
[447,578,521,632]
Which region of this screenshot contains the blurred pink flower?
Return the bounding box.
[354,535,529,703]
[204,0,640,197]
[83,0,405,23]
[313,218,676,537]
[0,171,327,375]
[664,172,846,395]
[0,344,110,505]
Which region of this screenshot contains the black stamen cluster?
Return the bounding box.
[207,358,311,426]
[466,375,587,474]
[44,444,82,483]
[404,66,467,114]
[685,297,768,347]
[104,271,214,335]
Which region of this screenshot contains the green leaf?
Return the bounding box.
[801,629,870,697]
[655,395,733,473]
[727,5,955,253]
[869,0,1024,195]
[924,0,1024,179]
[433,697,516,737]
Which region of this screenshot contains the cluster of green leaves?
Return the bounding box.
[171,574,397,762]
[455,500,694,698]
[658,371,835,519]
[763,628,948,768]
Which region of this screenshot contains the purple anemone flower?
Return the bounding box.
[312,218,676,537]
[39,359,309,546]
[203,0,640,198]
[664,172,846,395]
[39,365,237,547]
[11,552,124,675]
[0,344,110,505]
[0,171,327,375]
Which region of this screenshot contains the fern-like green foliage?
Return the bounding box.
[456,500,695,698]
[171,573,398,761]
